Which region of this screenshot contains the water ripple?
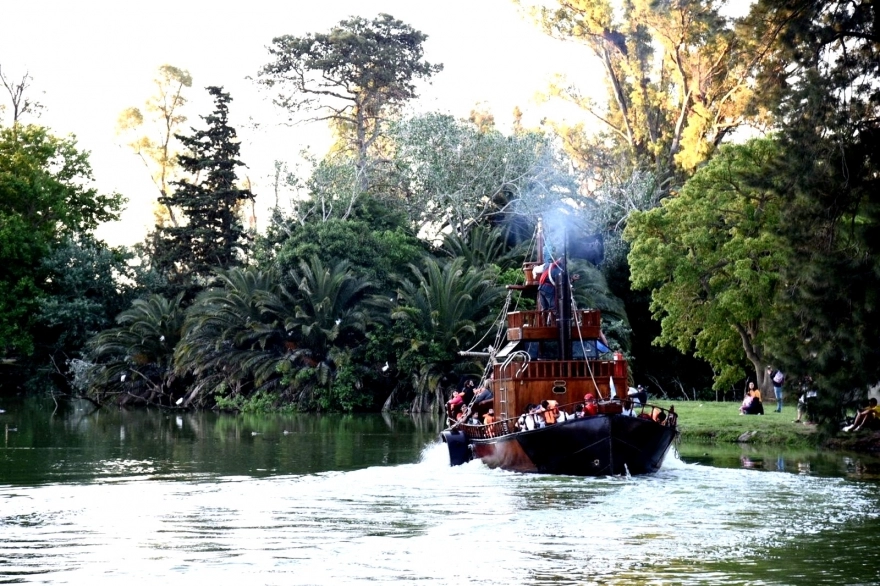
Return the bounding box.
[1,444,879,584]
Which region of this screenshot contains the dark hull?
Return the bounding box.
[443,415,676,476]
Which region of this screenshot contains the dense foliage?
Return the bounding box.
[150,86,254,298]
[0,125,123,388]
[3,4,879,427]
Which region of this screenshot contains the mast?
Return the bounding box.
[536,218,544,265]
[558,225,572,360]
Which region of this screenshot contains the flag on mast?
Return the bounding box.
[609,376,617,401]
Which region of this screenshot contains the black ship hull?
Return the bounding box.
[442,414,676,476]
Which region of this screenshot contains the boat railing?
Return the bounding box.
[507,309,601,330]
[498,359,627,380]
[459,401,678,441]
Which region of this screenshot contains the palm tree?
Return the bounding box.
[281,257,375,362]
[174,267,285,407]
[83,294,185,405]
[440,224,523,271]
[261,256,378,407]
[392,256,504,411]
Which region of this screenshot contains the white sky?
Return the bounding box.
[2,0,604,246]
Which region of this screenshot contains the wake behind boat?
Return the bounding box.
[441,220,678,476]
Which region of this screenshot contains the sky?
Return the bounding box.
[2,0,604,245]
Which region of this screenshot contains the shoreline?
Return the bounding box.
[670,400,880,453]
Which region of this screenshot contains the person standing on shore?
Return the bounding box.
[768,366,785,413]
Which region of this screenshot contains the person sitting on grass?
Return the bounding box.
[794,380,817,424]
[844,398,880,432]
[740,383,765,415]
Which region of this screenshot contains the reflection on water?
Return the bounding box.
[1,399,880,585]
[677,442,880,481]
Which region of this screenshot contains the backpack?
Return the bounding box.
[773,371,785,385]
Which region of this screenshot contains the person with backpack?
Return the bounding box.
[768,366,785,413]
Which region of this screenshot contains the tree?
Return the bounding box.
[625,138,790,391]
[151,86,254,298]
[746,0,880,410]
[267,256,379,410]
[0,125,123,365]
[36,236,140,384]
[258,14,442,191]
[77,294,186,406]
[530,0,780,183]
[274,218,423,294]
[0,65,43,124]
[385,113,579,239]
[391,257,504,411]
[117,64,192,225]
[174,267,286,407]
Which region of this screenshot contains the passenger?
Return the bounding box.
[456,407,468,423]
[541,400,557,425]
[666,405,677,426]
[654,410,667,425]
[621,398,635,417]
[547,399,560,421]
[446,390,463,417]
[483,409,497,437]
[628,385,648,406]
[557,407,570,422]
[473,384,494,408]
[517,404,535,431]
[462,379,476,406]
[572,404,585,419]
[537,258,581,316]
[583,394,598,417]
[845,398,880,432]
[531,404,547,428]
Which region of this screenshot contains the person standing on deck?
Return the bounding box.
[537,258,580,315]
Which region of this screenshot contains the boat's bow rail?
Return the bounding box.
[454,401,679,441]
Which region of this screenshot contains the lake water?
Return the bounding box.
[2,399,880,585]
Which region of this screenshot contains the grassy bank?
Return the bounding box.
[664,400,820,446]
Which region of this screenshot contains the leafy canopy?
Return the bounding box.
[625,138,790,390]
[0,125,123,358]
[259,14,442,190]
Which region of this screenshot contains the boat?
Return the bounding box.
[440,220,678,476]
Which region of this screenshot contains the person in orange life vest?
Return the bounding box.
[583,394,598,416]
[541,400,558,425]
[483,409,497,437]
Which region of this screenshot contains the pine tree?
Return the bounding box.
[152,86,253,297]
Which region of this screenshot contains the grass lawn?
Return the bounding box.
[662,400,820,446]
